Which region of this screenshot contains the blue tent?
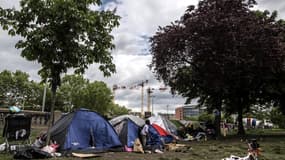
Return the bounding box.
[49,108,122,151]
[110,115,144,148]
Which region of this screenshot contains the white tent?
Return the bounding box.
[148,115,178,135]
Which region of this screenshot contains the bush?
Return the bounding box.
[198,113,214,122]
[270,109,285,128]
[184,116,198,121]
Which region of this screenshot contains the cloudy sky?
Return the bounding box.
[0,0,285,114]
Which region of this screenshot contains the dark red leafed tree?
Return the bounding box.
[150,0,285,135]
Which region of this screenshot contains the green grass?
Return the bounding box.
[0,126,284,160]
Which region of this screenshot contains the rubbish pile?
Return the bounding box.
[222,139,260,160]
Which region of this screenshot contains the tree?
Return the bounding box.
[59,74,89,112]
[25,80,45,109]
[0,70,14,106]
[77,81,114,114]
[0,0,120,144]
[59,74,129,115]
[150,0,285,135]
[270,108,285,128]
[0,70,30,107]
[109,103,129,117]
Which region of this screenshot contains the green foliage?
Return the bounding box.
[109,103,129,117]
[150,0,285,135]
[184,116,198,121]
[58,74,89,112]
[198,113,213,122]
[270,108,285,128]
[1,0,120,84]
[0,70,65,111]
[59,74,128,115]
[0,70,31,107]
[1,0,120,143]
[0,69,129,115]
[223,115,234,124]
[77,81,113,114]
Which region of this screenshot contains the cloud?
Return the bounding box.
[0,0,20,8]
[255,0,285,18]
[1,0,285,115]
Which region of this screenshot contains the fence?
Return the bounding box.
[0,108,51,126]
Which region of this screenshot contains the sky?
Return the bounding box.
[0,0,285,114]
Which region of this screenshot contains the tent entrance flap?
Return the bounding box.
[90,127,95,148]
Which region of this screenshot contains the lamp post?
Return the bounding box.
[42,79,48,112]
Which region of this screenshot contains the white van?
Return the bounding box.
[263,120,273,128]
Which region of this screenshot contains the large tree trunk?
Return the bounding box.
[213,98,222,137]
[45,83,57,145]
[237,102,245,135]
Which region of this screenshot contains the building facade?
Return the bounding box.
[157,113,175,120]
[175,104,204,120]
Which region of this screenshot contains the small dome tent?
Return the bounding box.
[48,108,122,151]
[109,115,144,148]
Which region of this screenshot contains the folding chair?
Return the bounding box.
[2,113,32,151]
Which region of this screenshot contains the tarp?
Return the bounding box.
[152,124,174,144]
[9,106,21,113]
[147,125,162,146]
[152,124,168,136]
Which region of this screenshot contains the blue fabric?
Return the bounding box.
[9,106,21,112]
[64,109,121,150]
[161,135,173,144]
[147,125,162,146]
[127,120,139,147]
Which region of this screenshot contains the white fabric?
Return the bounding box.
[222,154,252,160]
[140,124,149,136]
[148,116,178,135]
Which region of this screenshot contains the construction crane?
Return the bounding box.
[112,80,148,117]
[112,81,168,118]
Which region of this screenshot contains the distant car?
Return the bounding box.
[263,120,273,128]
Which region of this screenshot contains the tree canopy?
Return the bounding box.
[0,70,129,116]
[150,0,285,135]
[0,70,30,107]
[59,74,129,116]
[0,0,120,143]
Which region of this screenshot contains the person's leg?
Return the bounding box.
[142,135,147,148]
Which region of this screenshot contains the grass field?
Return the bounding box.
[0,125,284,160]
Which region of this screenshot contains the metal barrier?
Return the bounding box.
[0,108,50,126]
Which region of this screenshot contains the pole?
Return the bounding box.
[42,79,48,112]
[141,82,144,117]
[147,88,151,112]
[151,96,155,115]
